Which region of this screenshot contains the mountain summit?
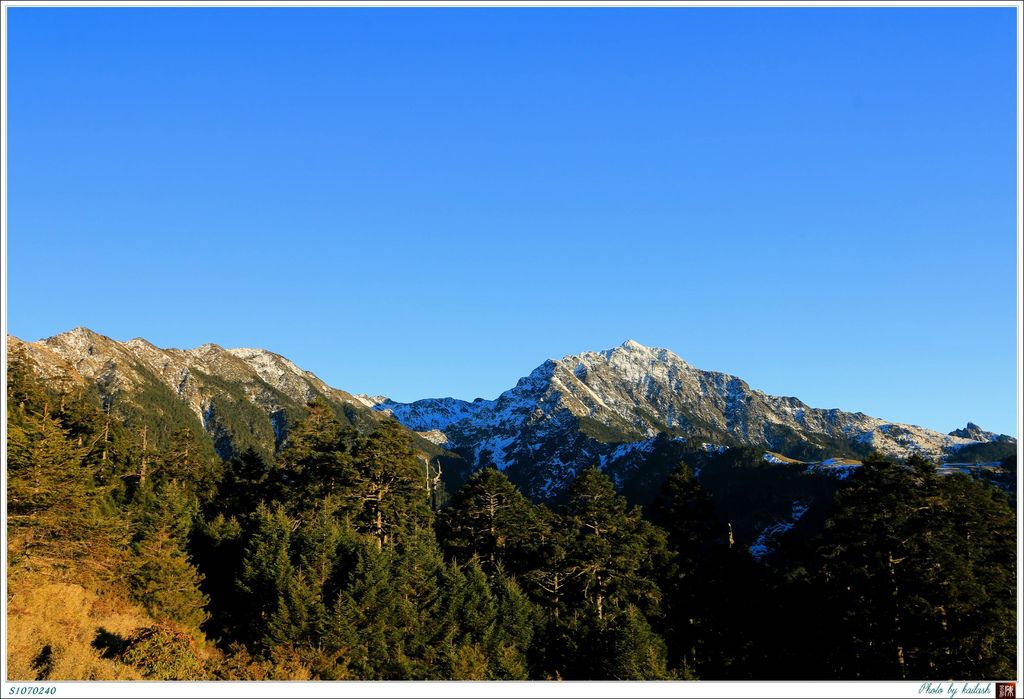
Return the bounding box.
[362,339,1012,497]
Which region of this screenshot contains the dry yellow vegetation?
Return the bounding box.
[5,573,315,681]
[6,577,150,680]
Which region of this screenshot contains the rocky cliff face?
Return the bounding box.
[948,422,1010,443]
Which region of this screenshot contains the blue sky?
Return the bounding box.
[6,8,1019,435]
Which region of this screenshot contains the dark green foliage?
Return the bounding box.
[605,605,675,680]
[695,446,840,546]
[437,467,542,575]
[7,350,1018,681]
[328,531,450,679]
[158,426,222,502]
[650,461,720,551]
[649,461,772,679]
[191,514,245,642]
[6,346,49,413]
[276,398,354,511]
[561,467,667,622]
[346,419,434,549]
[951,439,1017,464]
[128,481,210,630]
[236,504,298,650]
[216,448,280,518]
[488,572,541,678]
[6,356,131,584]
[779,454,1017,679]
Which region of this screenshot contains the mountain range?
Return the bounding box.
[8,328,1015,500]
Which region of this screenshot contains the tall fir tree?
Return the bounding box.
[129,480,210,630]
[802,454,1017,679]
[560,467,667,623]
[346,420,434,550]
[276,399,353,511]
[437,467,542,575]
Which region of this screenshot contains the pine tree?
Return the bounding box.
[605,605,675,680]
[437,467,541,575]
[347,420,433,550]
[560,467,666,623]
[7,411,87,519]
[328,540,413,679]
[191,513,245,642]
[805,454,1017,679]
[486,571,540,679]
[7,401,129,583]
[160,425,220,501]
[56,390,136,502]
[439,559,498,679]
[128,481,210,630]
[276,399,353,511]
[521,504,572,619]
[652,461,720,555]
[236,503,298,650]
[649,461,737,678]
[217,447,280,518]
[6,345,48,413]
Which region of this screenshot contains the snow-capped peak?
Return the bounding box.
[369,340,1014,498]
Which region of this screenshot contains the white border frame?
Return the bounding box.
[0,2,1020,697]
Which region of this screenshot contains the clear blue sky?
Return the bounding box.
[6,8,1019,436]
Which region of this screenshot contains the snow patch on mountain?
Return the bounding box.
[750,500,810,560]
[365,339,1012,497]
[598,437,664,466]
[415,429,449,447]
[805,460,861,480]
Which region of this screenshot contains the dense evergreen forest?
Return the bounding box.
[5,347,1018,681]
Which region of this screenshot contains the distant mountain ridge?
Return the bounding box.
[360,340,1014,497]
[8,329,1014,500]
[7,327,450,463]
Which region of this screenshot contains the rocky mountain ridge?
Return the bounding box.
[9,329,1014,499]
[362,340,1013,496]
[8,327,438,460]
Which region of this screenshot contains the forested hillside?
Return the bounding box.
[5,347,1017,680]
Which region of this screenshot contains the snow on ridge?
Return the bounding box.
[415,429,449,447]
[473,433,519,470]
[352,394,388,408]
[226,347,310,382]
[222,346,329,401]
[374,397,489,432]
[246,338,1007,472]
[805,461,860,480]
[750,500,810,560]
[598,437,659,466]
